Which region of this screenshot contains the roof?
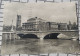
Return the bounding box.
[27,17,46,22]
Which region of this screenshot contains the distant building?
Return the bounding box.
[22,17,69,31]
[22,17,60,31]
[58,23,68,30]
[16,15,22,30]
[3,25,16,31]
[50,22,58,30]
[46,22,58,31]
[22,17,46,31]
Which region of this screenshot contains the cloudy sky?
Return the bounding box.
[4,2,77,26]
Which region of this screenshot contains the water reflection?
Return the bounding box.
[1,34,80,55]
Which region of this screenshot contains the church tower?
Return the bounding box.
[16,15,21,30]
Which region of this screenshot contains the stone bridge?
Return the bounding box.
[16,30,79,39]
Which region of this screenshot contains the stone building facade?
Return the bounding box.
[46,22,58,30]
[22,17,47,31]
[58,23,68,30]
[22,17,68,31]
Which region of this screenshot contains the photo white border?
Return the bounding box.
[0,0,80,56]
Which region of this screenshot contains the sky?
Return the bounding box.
[4,2,77,26]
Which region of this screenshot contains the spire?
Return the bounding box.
[11,19,14,31]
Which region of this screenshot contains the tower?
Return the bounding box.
[16,15,21,30]
[11,19,14,31]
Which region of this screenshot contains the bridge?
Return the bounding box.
[16,30,78,39]
[2,30,78,40]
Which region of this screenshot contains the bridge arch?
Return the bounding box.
[44,33,60,39]
[17,34,39,39]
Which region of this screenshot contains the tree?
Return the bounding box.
[72,22,78,30]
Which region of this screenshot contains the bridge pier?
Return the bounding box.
[4,33,12,40]
[3,33,17,40]
[9,33,11,40]
[37,33,45,39]
[8,33,14,40]
[40,38,43,40]
[14,34,21,39]
[17,35,21,39]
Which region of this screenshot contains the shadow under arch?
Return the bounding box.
[17,34,39,39]
[44,33,60,39]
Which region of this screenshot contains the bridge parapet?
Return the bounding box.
[2,30,78,40]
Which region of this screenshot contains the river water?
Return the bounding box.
[1,38,80,55]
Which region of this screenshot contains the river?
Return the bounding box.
[1,37,80,55]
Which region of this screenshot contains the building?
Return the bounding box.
[22,23,34,31]
[46,22,58,31]
[22,17,59,31]
[22,17,68,31]
[50,22,58,30]
[16,15,21,30]
[58,23,68,30]
[22,17,47,31]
